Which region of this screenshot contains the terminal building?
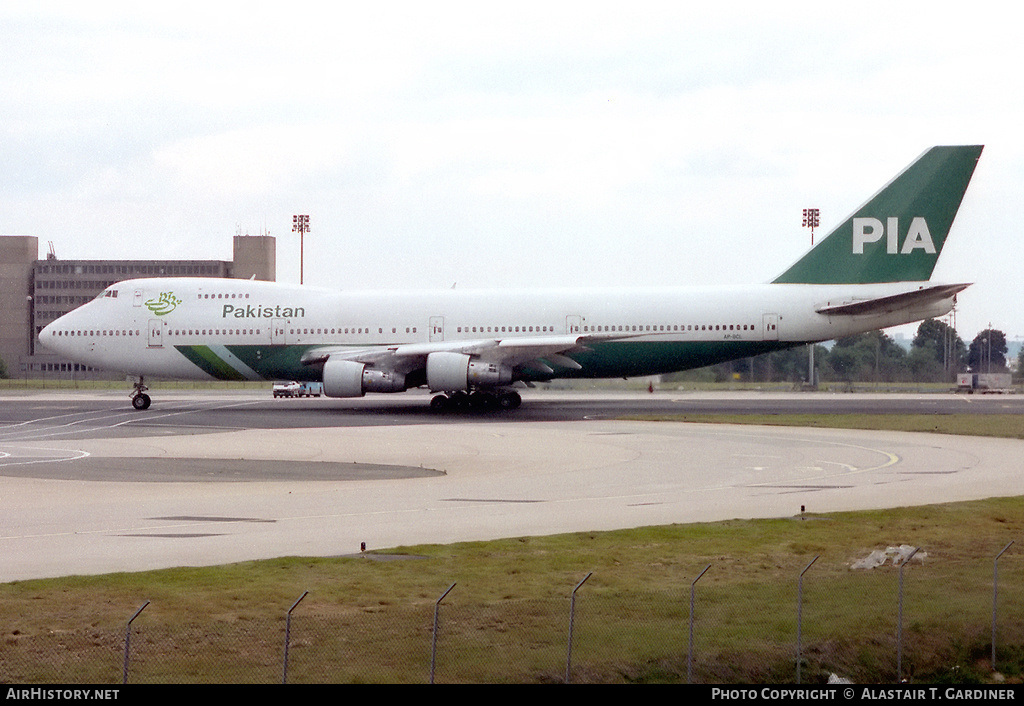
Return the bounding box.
[0,234,276,379]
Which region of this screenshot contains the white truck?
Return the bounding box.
[272,381,323,398]
[956,373,1013,393]
[272,381,301,398]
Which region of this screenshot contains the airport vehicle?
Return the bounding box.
[272,381,301,398]
[956,373,1013,393]
[39,146,983,411]
[298,382,322,397]
[272,381,320,398]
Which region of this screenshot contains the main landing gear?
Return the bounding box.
[429,389,522,412]
[130,377,151,410]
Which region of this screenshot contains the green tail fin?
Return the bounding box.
[773,145,983,284]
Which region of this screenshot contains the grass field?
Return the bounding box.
[625,413,1024,440]
[2,412,1023,684]
[3,499,1023,684]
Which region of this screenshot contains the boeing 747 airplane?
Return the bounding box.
[40,145,983,410]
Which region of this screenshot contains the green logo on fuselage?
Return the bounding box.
[145,292,182,316]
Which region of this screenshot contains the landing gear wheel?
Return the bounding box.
[469,391,498,410]
[430,390,520,412]
[129,377,151,410]
[497,391,521,410]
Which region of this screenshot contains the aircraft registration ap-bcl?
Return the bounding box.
[40,145,984,411]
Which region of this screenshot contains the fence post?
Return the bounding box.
[565,572,592,684]
[122,600,150,685]
[688,564,711,684]
[993,541,1014,671]
[897,547,920,681]
[282,591,308,684]
[797,555,819,684]
[430,583,456,684]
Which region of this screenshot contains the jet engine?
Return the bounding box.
[426,351,512,391]
[322,359,407,398]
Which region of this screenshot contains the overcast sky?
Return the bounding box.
[3,2,1021,342]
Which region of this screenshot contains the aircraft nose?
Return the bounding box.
[38,313,73,355]
[38,320,59,352]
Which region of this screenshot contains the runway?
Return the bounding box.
[1,389,1022,582]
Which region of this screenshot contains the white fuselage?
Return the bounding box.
[39,277,955,383]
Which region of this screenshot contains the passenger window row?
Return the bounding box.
[289,327,419,336]
[583,323,757,333]
[457,325,554,334]
[450,323,759,335]
[51,329,139,337]
[168,329,259,336]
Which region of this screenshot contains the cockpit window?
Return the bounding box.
[96,289,119,300]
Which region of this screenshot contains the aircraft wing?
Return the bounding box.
[299,331,637,376]
[814,283,970,316]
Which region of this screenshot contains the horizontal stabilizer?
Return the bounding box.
[815,283,970,316]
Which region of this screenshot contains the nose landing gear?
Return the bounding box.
[130,378,151,410]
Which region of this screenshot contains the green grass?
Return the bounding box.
[624,413,1024,440]
[3,500,1024,684]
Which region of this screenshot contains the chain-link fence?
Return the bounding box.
[3,547,1022,684]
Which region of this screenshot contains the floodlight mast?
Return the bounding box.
[292,214,310,284]
[802,207,819,246]
[802,208,820,387]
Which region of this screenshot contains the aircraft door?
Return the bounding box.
[148,319,163,348]
[429,316,444,342]
[566,315,582,334]
[271,319,287,345]
[762,313,779,341]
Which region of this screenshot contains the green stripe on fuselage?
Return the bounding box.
[174,345,248,381]
[175,344,327,382]
[226,344,327,381]
[524,339,800,380]
[178,340,801,384]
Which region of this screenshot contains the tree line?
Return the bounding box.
[665,319,1015,385]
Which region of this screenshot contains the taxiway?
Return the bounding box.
[1,389,1021,581]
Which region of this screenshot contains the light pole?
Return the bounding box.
[802,208,819,246]
[292,214,310,284]
[987,323,992,374]
[802,208,820,387]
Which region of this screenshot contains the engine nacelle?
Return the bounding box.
[322,359,406,398]
[426,351,512,392]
